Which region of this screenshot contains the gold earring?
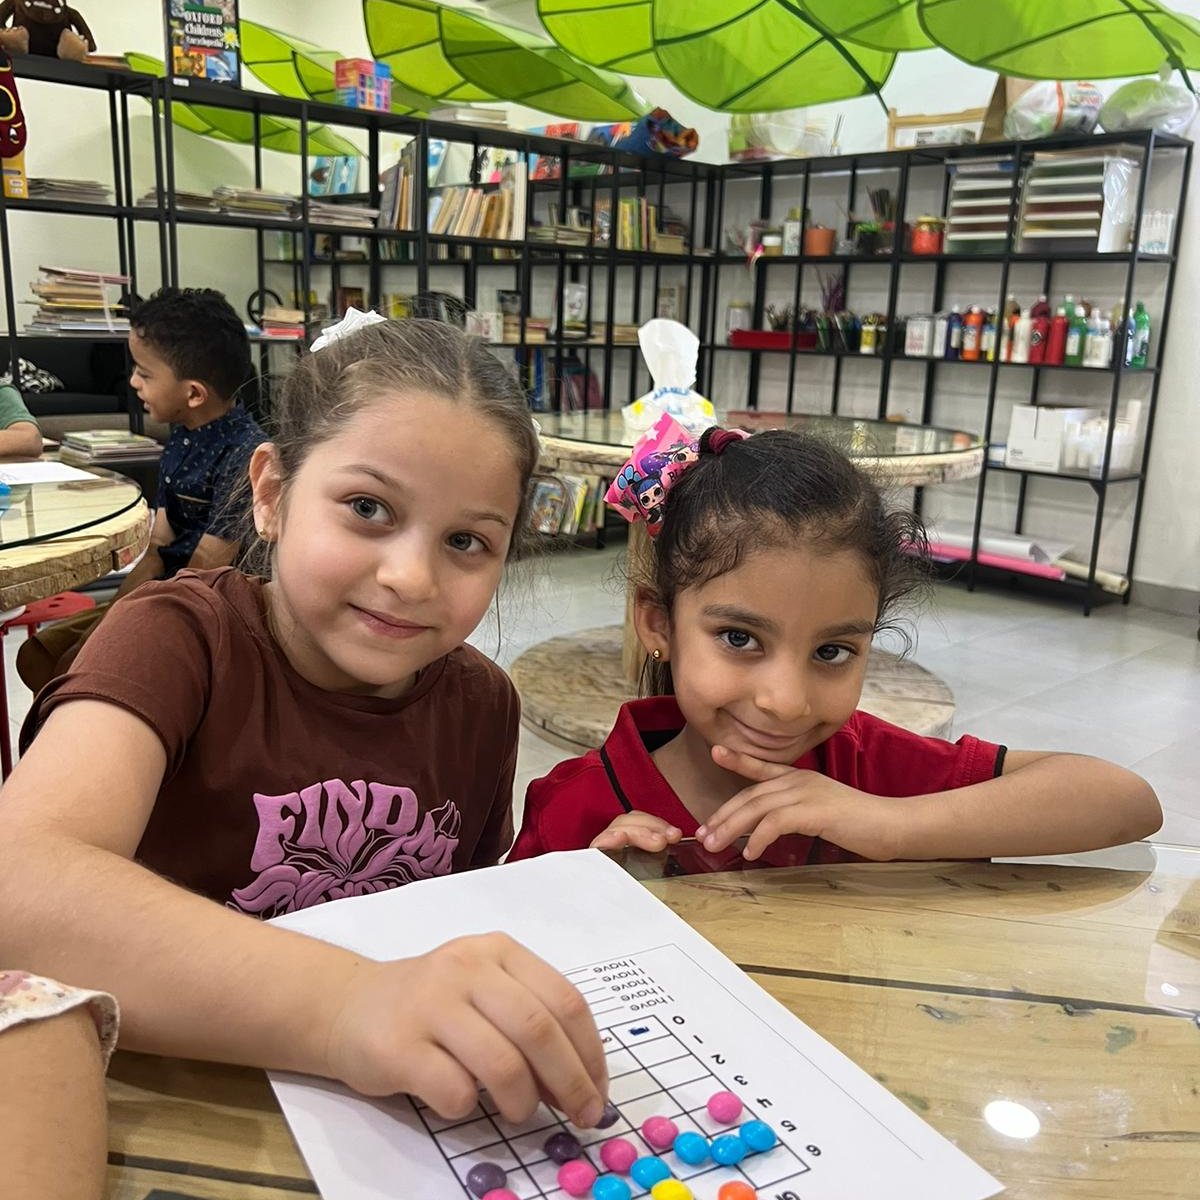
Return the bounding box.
[651,648,662,661]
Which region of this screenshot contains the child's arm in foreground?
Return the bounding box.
[699,746,1162,862]
[0,701,608,1123]
[0,1003,108,1200]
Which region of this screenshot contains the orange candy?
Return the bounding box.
[718,1184,758,1200]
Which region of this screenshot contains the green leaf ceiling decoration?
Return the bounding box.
[239,19,438,116]
[652,1,895,112]
[800,0,933,53]
[364,0,495,103]
[441,7,650,118]
[917,0,1200,81]
[364,0,648,118]
[124,53,362,157]
[536,0,662,77]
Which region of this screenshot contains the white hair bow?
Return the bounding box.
[310,306,388,353]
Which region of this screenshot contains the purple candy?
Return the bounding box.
[545,1131,583,1163]
[466,1162,507,1198]
[596,1101,621,1129]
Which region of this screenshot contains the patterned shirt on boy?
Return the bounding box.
[157,405,266,577]
[23,568,519,916]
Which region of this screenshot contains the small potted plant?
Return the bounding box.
[854,221,881,256]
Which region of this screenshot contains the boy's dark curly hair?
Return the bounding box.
[130,287,253,404]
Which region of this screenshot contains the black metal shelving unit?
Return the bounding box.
[0,57,1189,611]
[705,129,1190,615]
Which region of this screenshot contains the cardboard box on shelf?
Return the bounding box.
[1005,405,1103,473]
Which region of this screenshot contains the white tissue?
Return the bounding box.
[622,319,715,434]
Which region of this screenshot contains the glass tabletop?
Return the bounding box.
[0,467,144,552]
[535,410,984,457]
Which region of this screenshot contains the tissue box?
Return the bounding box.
[1005,406,1102,472]
[335,59,392,112]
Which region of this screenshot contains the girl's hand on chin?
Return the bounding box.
[697,745,906,862]
[322,933,610,1128]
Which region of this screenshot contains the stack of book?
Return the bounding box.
[23,266,129,336]
[60,430,162,465]
[137,189,219,213]
[308,199,380,228]
[527,222,591,247]
[609,323,641,344]
[28,178,111,205]
[257,305,307,340]
[497,292,551,344]
[212,187,300,220]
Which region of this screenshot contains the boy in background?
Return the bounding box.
[18,287,266,689]
[118,286,266,596]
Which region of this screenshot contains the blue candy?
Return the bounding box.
[739,1119,777,1153]
[593,1175,633,1200]
[710,1134,747,1166]
[673,1131,710,1165]
[630,1157,672,1188]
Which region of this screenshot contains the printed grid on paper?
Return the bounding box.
[413,996,813,1200]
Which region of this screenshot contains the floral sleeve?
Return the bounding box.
[0,971,119,1068]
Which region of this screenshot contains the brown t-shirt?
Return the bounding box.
[23,568,519,917]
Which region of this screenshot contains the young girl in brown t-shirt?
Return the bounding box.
[0,318,609,1129]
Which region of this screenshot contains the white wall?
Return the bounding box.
[3,0,1197,595]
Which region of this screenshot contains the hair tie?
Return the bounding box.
[700,426,749,456]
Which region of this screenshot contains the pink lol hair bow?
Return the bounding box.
[605,413,747,537]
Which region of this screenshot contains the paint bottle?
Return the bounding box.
[1027,295,1051,364]
[945,306,963,360]
[961,305,983,361]
[1064,304,1088,367]
[1045,306,1068,366]
[1010,315,1034,364]
[981,309,997,362]
[1000,293,1019,361]
[1131,300,1151,368]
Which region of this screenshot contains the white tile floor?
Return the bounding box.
[5,550,1196,854]
[464,543,1200,854]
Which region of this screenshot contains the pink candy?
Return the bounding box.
[641,1114,680,1149]
[557,1159,598,1197]
[599,1136,639,1173]
[706,1090,744,1124]
[481,1192,519,1200]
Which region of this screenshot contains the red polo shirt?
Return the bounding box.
[510,697,1004,869]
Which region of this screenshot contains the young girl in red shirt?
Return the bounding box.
[511,423,1160,869]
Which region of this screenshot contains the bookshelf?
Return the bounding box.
[0,55,1189,609]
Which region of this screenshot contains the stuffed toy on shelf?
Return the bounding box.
[0,0,96,62]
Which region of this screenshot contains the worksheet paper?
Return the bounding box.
[269,851,1001,1200]
[0,461,97,484]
